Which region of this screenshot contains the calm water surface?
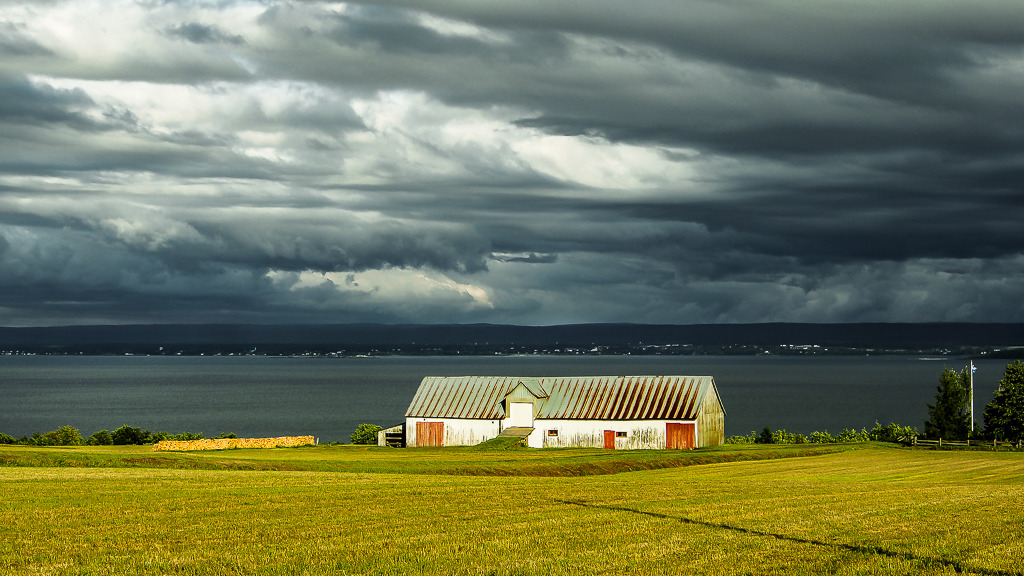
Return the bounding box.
[0,355,1006,442]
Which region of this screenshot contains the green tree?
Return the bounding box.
[39,425,84,446]
[924,367,972,440]
[983,360,1024,441]
[87,429,113,445]
[112,425,151,445]
[350,423,382,445]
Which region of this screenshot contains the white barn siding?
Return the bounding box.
[405,416,500,447]
[538,420,695,449]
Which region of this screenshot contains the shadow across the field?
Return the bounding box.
[556,499,1021,576]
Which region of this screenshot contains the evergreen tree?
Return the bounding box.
[924,367,971,440]
[983,360,1024,441]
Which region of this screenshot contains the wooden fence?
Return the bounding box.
[908,438,1022,449]
[152,436,315,451]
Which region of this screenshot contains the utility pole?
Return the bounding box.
[970,361,976,433]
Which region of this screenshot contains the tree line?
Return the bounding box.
[0,425,234,446]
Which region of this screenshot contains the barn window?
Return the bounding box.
[616,431,627,437]
[547,429,558,437]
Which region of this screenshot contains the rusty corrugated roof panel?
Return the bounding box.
[406,376,490,419]
[406,375,716,420]
[567,375,712,420]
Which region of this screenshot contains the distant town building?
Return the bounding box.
[402,375,725,449]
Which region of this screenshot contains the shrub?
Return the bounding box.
[809,430,835,444]
[151,431,205,442]
[868,421,919,443]
[777,429,807,444]
[350,423,383,445]
[729,424,918,446]
[216,432,237,439]
[836,428,869,443]
[725,431,757,444]
[0,433,16,444]
[87,429,113,445]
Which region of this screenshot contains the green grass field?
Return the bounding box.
[2,444,1022,575]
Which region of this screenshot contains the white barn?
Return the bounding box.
[404,375,725,449]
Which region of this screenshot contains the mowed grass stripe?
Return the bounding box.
[556,499,1020,576]
[2,447,1023,575]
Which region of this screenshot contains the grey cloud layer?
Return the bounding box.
[0,0,1022,325]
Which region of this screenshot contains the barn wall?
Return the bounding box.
[404,417,716,449]
[537,419,696,450]
[405,417,501,447]
[697,389,726,447]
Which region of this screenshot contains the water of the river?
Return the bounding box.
[0,355,1007,442]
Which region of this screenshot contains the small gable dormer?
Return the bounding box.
[502,379,548,428]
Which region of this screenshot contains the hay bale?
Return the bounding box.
[152,436,315,451]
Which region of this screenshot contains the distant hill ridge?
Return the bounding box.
[1,323,1022,352]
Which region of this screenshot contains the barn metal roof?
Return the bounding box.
[405,375,718,420]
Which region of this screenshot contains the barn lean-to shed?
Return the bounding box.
[404,375,725,449]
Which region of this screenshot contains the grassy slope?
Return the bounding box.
[0,442,848,475]
[1,445,1023,575]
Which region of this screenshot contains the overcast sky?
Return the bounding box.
[1,0,1023,326]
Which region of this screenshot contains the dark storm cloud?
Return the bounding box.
[179,216,492,274]
[0,197,491,274]
[384,1,1024,100]
[0,75,96,128]
[0,225,277,325]
[0,21,52,56]
[1,0,1022,325]
[326,3,570,62]
[364,0,1024,171]
[491,252,558,264]
[165,23,246,45]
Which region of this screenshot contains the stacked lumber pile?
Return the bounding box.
[152,436,315,451]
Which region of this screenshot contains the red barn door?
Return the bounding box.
[416,421,444,447]
[666,422,696,449]
[603,429,616,449]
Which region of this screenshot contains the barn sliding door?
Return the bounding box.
[666,422,696,449]
[416,421,444,447]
